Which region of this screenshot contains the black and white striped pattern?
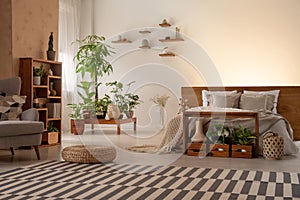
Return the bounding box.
[0,160,299,199]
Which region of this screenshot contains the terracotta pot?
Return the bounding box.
[70,119,85,135]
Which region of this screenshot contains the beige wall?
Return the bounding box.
[0,0,13,78]
[90,0,300,86]
[0,0,58,79]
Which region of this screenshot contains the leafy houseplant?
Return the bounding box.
[47,122,59,132]
[33,64,43,85]
[231,125,256,158]
[95,94,112,119]
[47,32,56,61]
[74,35,113,102]
[43,122,59,144]
[67,103,85,135]
[206,124,230,157]
[106,81,142,118]
[232,125,256,145]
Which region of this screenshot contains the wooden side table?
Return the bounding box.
[183,110,259,157]
[85,117,137,135]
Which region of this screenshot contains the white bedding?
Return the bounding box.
[186,106,299,155]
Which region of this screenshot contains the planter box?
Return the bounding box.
[231,144,253,158]
[42,132,58,144]
[209,144,230,157]
[70,119,85,135]
[187,142,207,157]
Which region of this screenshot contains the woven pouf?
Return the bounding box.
[263,132,284,160]
[62,145,116,164]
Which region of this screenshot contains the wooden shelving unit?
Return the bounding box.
[19,57,62,146]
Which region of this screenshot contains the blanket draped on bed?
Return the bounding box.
[155,109,298,155]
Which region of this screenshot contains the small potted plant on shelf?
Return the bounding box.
[231,125,256,158]
[67,103,85,135]
[47,32,56,61]
[206,124,230,157]
[33,64,43,85]
[43,122,59,144]
[95,94,112,119]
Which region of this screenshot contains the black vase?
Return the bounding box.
[47,50,56,61]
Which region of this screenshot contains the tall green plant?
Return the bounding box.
[74,35,113,101]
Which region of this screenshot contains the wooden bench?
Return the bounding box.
[85,117,137,135]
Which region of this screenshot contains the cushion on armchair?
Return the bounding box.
[0,94,26,120]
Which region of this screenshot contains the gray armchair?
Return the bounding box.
[0,77,44,159]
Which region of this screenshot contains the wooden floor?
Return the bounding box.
[1,126,300,173]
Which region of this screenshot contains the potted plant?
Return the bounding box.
[47,32,56,60]
[33,64,43,85]
[67,103,85,135]
[106,81,142,118]
[95,94,112,119]
[43,122,59,144]
[231,125,256,158]
[206,124,230,157]
[126,93,142,118]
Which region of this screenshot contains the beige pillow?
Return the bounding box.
[243,90,280,113]
[210,93,241,108]
[202,90,237,107]
[240,94,275,111]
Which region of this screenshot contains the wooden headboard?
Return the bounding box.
[181,86,300,140]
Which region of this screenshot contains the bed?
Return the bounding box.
[181,86,300,155]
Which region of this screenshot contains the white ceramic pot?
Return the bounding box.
[33,76,41,85]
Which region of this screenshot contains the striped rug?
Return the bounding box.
[0,160,299,199]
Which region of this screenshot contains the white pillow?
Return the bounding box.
[202,90,237,107]
[243,90,280,113]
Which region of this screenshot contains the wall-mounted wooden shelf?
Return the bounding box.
[111,39,132,43]
[139,30,151,34]
[159,38,184,42]
[139,45,151,49]
[159,23,171,27]
[159,53,175,57]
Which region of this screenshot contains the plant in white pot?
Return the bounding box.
[33,64,43,85]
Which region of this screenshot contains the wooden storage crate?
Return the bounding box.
[187,142,207,157]
[42,132,59,144]
[231,144,253,158]
[209,144,230,157]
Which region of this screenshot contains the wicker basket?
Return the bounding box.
[62,145,116,164]
[263,132,284,160]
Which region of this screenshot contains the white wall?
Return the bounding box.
[80,0,300,128]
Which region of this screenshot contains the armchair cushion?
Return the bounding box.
[21,108,39,121]
[0,120,44,137]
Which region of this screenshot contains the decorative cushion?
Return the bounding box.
[210,93,241,108]
[240,94,275,111]
[243,90,280,113]
[202,90,237,107]
[0,95,26,120]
